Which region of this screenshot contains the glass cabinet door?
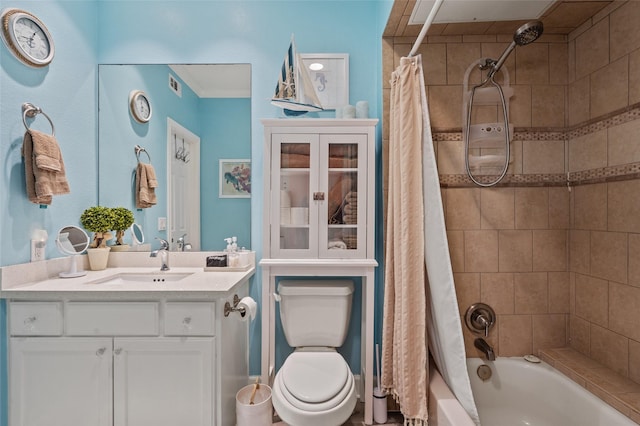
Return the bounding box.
[270,132,367,259]
[271,134,319,257]
[319,134,367,258]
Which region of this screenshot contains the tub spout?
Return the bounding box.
[474,338,496,361]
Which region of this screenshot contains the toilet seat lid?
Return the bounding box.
[282,352,349,404]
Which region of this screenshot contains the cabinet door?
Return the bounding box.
[271,133,320,257]
[319,133,368,258]
[10,337,113,426]
[113,337,215,426]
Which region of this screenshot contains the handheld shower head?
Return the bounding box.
[514,20,544,46]
[487,20,544,79]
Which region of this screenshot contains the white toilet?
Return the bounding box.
[272,280,357,426]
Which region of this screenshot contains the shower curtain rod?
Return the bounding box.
[408,0,445,57]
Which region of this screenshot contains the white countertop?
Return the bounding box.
[0,252,255,300]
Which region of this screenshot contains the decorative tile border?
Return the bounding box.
[436,103,640,188]
[439,173,568,188]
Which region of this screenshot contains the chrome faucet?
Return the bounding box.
[150,238,170,271]
[176,233,192,252]
[474,338,496,361]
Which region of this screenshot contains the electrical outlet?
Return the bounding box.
[31,240,45,262]
[158,217,167,231]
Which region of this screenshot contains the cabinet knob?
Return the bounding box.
[313,192,325,201]
[96,347,106,356]
[183,316,192,325]
[114,348,122,355]
[24,316,37,331]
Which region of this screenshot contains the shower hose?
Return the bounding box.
[464,73,510,188]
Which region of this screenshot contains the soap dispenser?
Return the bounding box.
[224,237,240,267]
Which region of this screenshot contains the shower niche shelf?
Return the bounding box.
[468,122,515,148]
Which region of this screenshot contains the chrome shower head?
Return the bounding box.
[487,20,544,79]
[513,20,544,46]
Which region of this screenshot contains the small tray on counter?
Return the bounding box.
[203,264,252,272]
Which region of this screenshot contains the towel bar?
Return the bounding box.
[22,102,55,136]
[134,144,151,163]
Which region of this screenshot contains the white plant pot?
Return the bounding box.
[87,247,111,270]
[110,244,130,252]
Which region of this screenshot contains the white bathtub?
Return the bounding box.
[429,357,637,426]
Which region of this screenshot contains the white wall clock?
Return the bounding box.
[129,90,152,123]
[0,8,54,68]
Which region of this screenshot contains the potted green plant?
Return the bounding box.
[110,207,135,252]
[80,206,116,270]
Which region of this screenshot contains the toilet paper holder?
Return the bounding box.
[224,294,246,318]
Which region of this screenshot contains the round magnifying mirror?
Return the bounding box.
[130,223,144,245]
[56,225,90,278]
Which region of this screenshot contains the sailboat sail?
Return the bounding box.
[271,37,324,116]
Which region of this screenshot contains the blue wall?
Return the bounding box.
[0,1,391,423]
[200,97,251,251]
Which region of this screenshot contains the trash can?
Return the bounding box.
[236,383,272,426]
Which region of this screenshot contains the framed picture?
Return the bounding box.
[299,53,349,110]
[219,159,251,198]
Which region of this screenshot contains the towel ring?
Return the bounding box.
[22,102,55,136]
[135,145,151,163]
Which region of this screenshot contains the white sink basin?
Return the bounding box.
[88,272,193,285]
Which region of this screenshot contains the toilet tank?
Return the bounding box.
[277,280,354,348]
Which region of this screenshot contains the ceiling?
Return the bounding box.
[410,0,555,25]
[169,64,251,99]
[384,0,615,37]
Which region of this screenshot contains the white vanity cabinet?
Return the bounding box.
[262,119,378,259]
[10,337,113,426]
[8,296,245,426]
[113,337,214,426]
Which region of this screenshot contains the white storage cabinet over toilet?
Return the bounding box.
[260,118,379,425]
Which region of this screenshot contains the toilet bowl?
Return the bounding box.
[272,351,357,426]
[272,280,356,426]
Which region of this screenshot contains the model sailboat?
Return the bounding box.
[271,36,324,116]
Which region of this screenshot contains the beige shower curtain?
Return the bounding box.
[382,54,481,426]
[381,55,428,426]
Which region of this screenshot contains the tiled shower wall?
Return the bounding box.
[567,0,640,384]
[383,0,640,381]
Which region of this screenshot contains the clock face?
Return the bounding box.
[0,9,54,67]
[13,16,51,61]
[130,90,152,123]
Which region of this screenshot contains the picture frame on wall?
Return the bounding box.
[299,53,349,110]
[219,159,251,198]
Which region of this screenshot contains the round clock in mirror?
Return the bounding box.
[129,90,152,123]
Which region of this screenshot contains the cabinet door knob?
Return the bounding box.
[96,347,106,356]
[313,192,325,201]
[24,316,37,331]
[114,348,122,355]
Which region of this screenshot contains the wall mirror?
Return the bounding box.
[56,225,90,278]
[98,64,252,252]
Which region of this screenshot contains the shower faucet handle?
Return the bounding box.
[465,303,496,337]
